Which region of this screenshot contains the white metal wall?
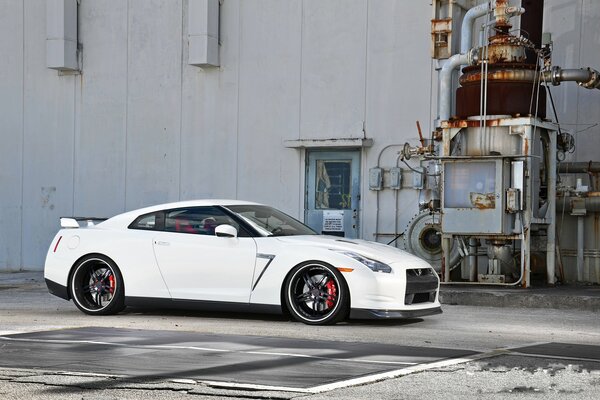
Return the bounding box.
[0,0,599,271]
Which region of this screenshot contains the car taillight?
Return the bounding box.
[53,236,63,253]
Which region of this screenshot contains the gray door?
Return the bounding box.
[305,150,360,238]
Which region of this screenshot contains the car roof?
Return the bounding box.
[99,199,264,229]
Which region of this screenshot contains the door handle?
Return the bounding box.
[155,241,170,246]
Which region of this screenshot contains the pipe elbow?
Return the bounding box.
[460,1,494,54]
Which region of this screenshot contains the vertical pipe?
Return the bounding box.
[577,216,584,282]
[439,52,471,123]
[546,132,557,285]
[522,126,533,288]
[469,237,478,281]
[522,226,530,288]
[443,236,451,282]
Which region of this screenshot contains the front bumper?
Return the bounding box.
[349,306,442,320]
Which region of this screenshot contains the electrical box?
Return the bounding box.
[441,159,513,234]
[412,167,424,189]
[389,167,402,190]
[369,168,383,190]
[46,0,79,71]
[188,0,220,67]
[506,188,521,213]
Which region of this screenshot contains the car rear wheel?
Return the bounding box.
[285,261,349,325]
[70,254,125,315]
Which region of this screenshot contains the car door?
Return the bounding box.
[152,206,257,303]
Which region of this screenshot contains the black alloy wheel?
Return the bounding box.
[70,254,125,315]
[285,261,349,325]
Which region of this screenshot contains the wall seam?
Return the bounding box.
[124,0,130,211]
[72,72,76,216]
[235,1,241,199]
[361,0,370,239]
[20,1,25,270]
[179,0,184,201]
[298,0,304,218]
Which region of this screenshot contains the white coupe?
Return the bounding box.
[44,200,442,325]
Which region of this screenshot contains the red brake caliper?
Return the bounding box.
[108,275,115,294]
[325,280,337,308]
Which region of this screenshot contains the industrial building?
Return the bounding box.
[1,0,599,287]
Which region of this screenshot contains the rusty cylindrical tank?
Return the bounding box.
[455,10,546,119]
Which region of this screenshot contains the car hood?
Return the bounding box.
[274,235,432,267]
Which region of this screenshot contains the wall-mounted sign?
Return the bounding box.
[323,210,344,232]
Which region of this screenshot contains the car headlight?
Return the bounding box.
[335,251,392,273]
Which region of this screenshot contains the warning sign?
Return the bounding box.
[323,210,344,232]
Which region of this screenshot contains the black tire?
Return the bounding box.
[284,261,349,325]
[69,254,125,315]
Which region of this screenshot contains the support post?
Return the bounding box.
[443,236,452,282]
[577,216,584,281]
[546,132,557,285]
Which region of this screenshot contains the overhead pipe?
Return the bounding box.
[544,66,600,90]
[557,196,600,213]
[558,162,600,174]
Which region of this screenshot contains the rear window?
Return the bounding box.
[129,212,163,230]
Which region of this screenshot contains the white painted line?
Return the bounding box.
[305,349,509,394]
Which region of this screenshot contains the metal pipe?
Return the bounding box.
[443,236,451,283]
[460,1,494,54]
[439,52,472,123]
[546,133,557,285]
[468,237,477,281]
[558,162,600,174]
[577,216,584,281]
[556,196,600,213]
[544,67,600,90]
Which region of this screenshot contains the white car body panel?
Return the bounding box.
[152,231,257,302]
[44,199,442,321]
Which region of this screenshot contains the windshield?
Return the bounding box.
[226,205,316,237]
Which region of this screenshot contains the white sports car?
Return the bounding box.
[44,200,441,325]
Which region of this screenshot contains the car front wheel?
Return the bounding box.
[70,254,125,315]
[285,261,349,325]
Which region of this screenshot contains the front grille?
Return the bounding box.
[405,291,436,305]
[405,268,438,305]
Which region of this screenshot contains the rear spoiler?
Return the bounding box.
[60,217,108,229]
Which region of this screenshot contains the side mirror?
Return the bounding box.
[215,224,238,238]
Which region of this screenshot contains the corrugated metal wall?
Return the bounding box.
[0,0,599,271]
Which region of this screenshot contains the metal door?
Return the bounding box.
[305,150,360,238]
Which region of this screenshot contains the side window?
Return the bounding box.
[129,212,163,230]
[164,207,246,236]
